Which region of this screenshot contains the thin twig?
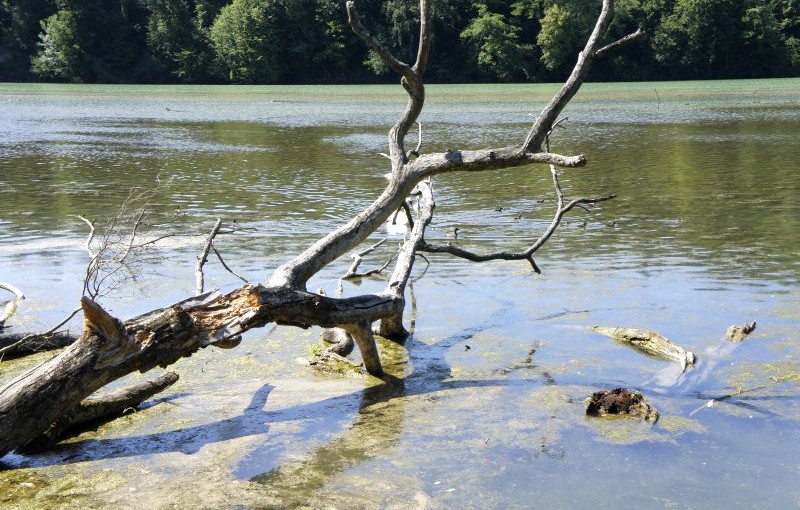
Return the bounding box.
[212,247,249,284]
[341,238,393,279]
[117,207,146,263]
[196,218,223,295]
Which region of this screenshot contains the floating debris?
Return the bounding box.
[592,325,696,369]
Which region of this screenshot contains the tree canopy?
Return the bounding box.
[1,0,798,83]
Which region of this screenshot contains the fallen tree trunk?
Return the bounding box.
[22,371,179,451]
[0,0,642,459]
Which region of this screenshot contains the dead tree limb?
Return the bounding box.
[76,215,96,257]
[341,238,392,279]
[1,284,79,359]
[0,331,77,360]
[212,247,250,285]
[594,28,646,59]
[0,282,25,329]
[0,0,639,458]
[196,218,223,295]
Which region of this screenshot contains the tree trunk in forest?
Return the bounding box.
[0,0,643,459]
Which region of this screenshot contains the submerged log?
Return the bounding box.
[585,388,659,423]
[592,325,696,369]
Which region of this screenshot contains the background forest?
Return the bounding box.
[1,0,799,84]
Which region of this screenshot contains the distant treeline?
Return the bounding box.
[1,0,798,84]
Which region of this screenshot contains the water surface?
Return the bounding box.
[1,80,799,509]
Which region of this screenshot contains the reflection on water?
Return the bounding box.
[1,80,800,508]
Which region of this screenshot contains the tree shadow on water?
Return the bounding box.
[244,314,561,502]
[1,312,557,488]
[0,383,277,469]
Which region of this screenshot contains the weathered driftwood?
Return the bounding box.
[585,388,659,423]
[592,325,697,369]
[0,281,25,329]
[0,0,644,459]
[726,321,756,342]
[0,331,77,359]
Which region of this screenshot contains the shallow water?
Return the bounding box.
[1,79,799,509]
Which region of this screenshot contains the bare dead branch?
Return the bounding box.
[341,238,396,280]
[212,247,249,285]
[196,218,223,295]
[0,302,83,360]
[77,214,96,257]
[523,0,615,152]
[117,207,146,263]
[411,122,423,158]
[0,331,77,360]
[410,147,586,180]
[345,1,412,79]
[346,0,429,167]
[344,321,383,375]
[419,126,615,273]
[594,28,646,60]
[413,0,432,74]
[22,371,179,451]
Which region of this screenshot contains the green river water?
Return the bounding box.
[0,79,799,509]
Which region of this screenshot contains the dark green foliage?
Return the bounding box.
[1,0,798,83]
[460,3,532,81]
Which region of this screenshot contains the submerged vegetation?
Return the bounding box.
[1,0,799,84]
